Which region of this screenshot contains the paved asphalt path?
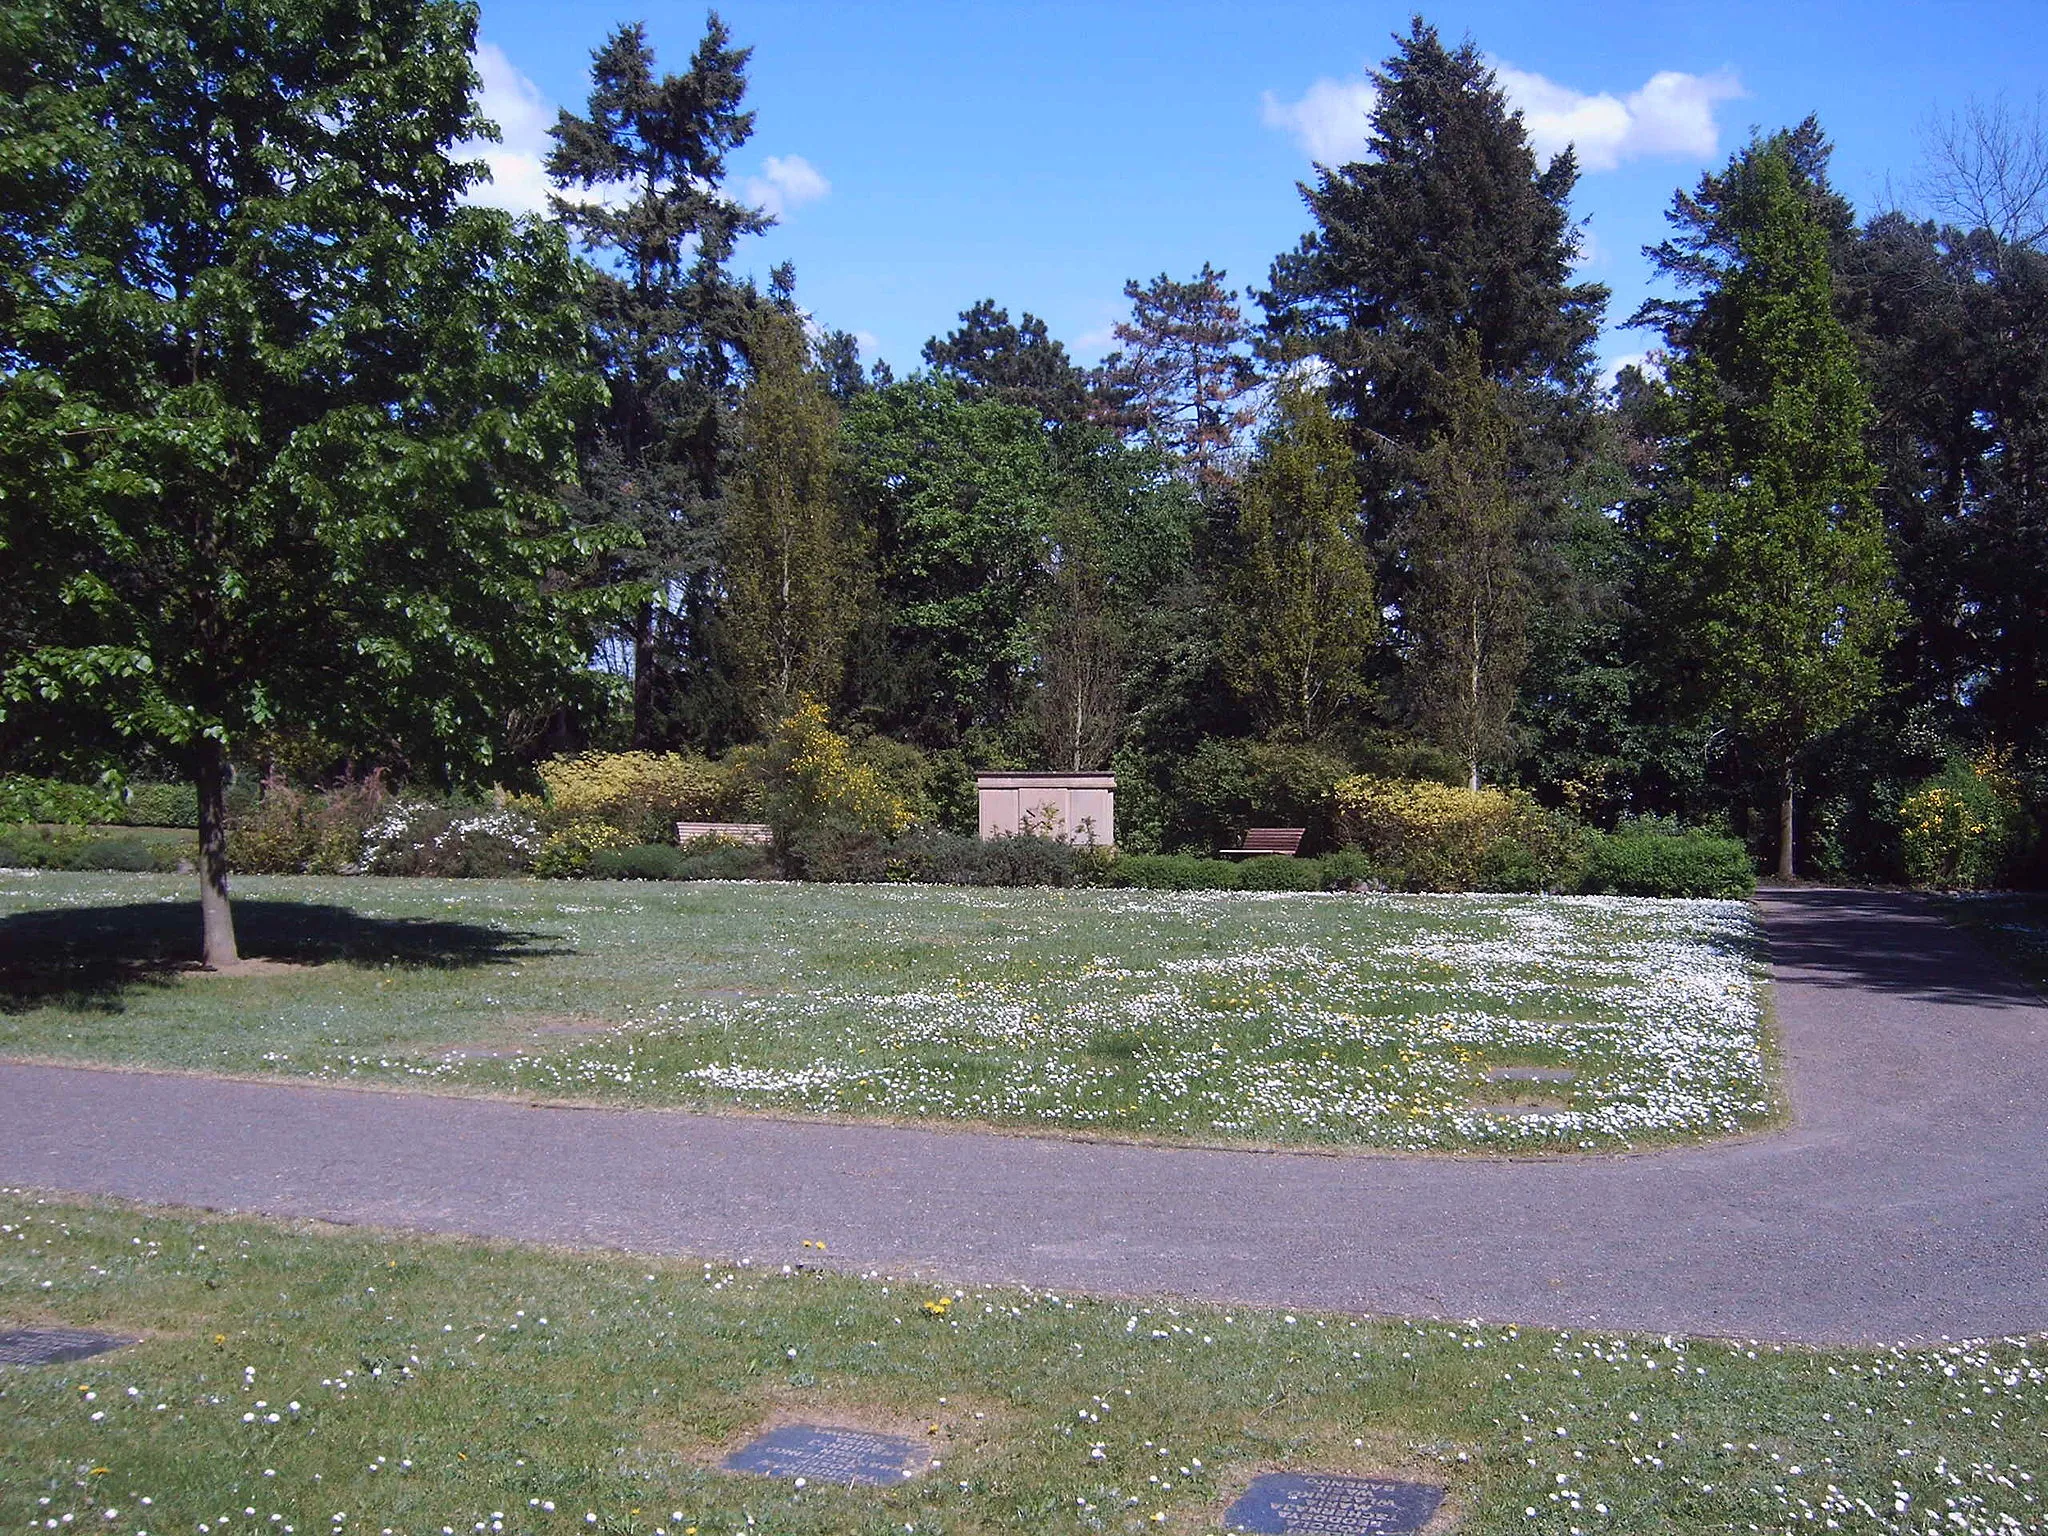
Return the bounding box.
[2,889,2043,1344]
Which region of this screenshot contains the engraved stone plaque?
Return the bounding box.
[1222,1472,1443,1534]
[724,1424,922,1485]
[0,1328,135,1367]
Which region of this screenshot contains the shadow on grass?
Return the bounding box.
[0,899,566,1014]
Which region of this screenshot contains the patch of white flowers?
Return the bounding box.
[361,888,1770,1150]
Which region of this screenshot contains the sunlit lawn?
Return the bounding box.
[0,1191,2040,1536]
[0,871,1772,1151]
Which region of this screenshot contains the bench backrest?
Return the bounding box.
[676,821,774,846]
[1242,827,1306,855]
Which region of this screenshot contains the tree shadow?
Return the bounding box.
[1755,886,2048,1009]
[0,899,568,1015]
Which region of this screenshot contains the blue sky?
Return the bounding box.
[466,0,2048,382]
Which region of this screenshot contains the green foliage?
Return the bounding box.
[0,776,121,826]
[840,378,1059,741]
[1637,130,1901,875]
[226,779,391,876]
[1105,853,1243,891]
[0,823,190,872]
[1172,738,1352,853]
[1578,830,1756,899]
[724,307,861,727]
[922,298,1092,425]
[1233,856,1324,891]
[586,840,773,882]
[1221,386,1377,740]
[1899,755,2025,890]
[532,822,635,880]
[1092,264,1260,488]
[889,829,1090,888]
[546,17,769,751]
[0,0,614,961]
[1261,18,1605,579]
[118,782,201,828]
[1406,338,1530,787]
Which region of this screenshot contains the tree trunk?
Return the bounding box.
[630,602,657,749]
[195,738,239,968]
[1777,762,1797,882]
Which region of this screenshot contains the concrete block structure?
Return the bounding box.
[975,771,1115,847]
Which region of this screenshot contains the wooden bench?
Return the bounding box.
[1218,827,1306,859]
[676,821,773,846]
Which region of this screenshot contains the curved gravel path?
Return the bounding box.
[2,889,2043,1344]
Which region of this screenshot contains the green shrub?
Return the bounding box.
[1315,849,1380,890]
[0,775,122,826]
[1577,830,1754,898]
[1173,738,1352,853]
[1234,855,1324,891]
[1899,754,2025,890]
[227,776,391,874]
[584,835,775,881]
[888,829,1089,888]
[532,821,634,879]
[118,781,200,827]
[0,824,190,872]
[1331,775,1519,891]
[1105,853,1242,891]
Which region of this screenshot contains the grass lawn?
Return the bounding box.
[0,871,1772,1151]
[1,1190,2040,1536]
[1940,894,2048,996]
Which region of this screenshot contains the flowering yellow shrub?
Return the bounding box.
[1331,774,1519,891]
[527,752,733,845]
[1900,752,2022,890]
[757,700,910,845]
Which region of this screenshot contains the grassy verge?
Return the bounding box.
[1938,894,2048,995]
[0,872,1773,1152]
[1,1190,2040,1536]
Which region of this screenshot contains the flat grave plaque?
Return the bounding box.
[1484,1066,1576,1085]
[1223,1473,1443,1535]
[0,1328,135,1367]
[724,1424,922,1486]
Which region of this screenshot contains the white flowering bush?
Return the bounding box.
[358,799,542,877]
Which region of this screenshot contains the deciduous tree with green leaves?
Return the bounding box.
[0,0,609,966]
[1638,131,1901,878]
[723,308,861,728]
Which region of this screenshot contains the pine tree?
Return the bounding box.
[1640,132,1901,879]
[1093,264,1261,488]
[723,309,860,728]
[547,16,769,748]
[1258,19,1604,757]
[1406,338,1528,789]
[1221,387,1378,741]
[922,299,1091,426]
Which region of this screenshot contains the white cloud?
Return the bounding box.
[1261,62,1742,175]
[1599,349,1664,390]
[460,41,556,216]
[1261,77,1378,166]
[1492,61,1744,173]
[744,154,831,219]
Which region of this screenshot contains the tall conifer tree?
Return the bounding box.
[1221,386,1378,742]
[1260,20,1603,747]
[1639,132,1900,878]
[1093,265,1261,489]
[547,16,768,748]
